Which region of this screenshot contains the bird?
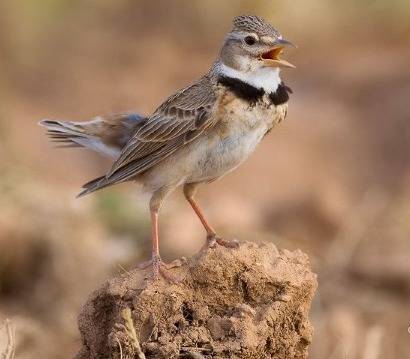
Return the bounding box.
[39,15,295,281]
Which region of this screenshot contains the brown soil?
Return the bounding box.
[75,241,317,359]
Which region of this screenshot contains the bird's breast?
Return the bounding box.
[217,91,288,133]
[184,95,287,183]
[140,95,288,189]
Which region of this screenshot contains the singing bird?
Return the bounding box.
[39,15,295,280]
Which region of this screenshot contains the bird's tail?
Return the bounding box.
[39,112,146,159]
[39,112,147,197]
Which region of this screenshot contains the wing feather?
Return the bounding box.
[106,76,217,178]
[79,75,219,196]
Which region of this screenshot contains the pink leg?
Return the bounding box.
[139,187,184,282]
[150,209,161,278]
[183,183,239,248]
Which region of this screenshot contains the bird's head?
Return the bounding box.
[220,15,295,72]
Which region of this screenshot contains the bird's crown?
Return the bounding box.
[232,15,281,38]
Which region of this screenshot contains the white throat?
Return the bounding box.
[218,63,281,94]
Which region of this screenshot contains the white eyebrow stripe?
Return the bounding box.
[260,36,276,44]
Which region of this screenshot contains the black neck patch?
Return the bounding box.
[218,76,264,104]
[269,83,292,106]
[217,75,292,106]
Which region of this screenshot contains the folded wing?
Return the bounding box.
[79,75,217,197]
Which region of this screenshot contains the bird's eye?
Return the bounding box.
[244,36,257,45]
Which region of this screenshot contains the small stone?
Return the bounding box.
[234,303,256,317]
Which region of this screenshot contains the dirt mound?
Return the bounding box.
[75,241,317,359]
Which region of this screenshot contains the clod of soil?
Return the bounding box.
[75,241,317,359]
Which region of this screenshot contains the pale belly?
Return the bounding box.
[186,122,268,183]
[141,100,287,191]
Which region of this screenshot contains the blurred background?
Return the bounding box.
[0,0,409,358]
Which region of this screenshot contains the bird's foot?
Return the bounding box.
[138,255,185,283]
[206,234,240,249]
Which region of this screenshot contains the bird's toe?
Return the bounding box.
[206,234,240,249]
[139,256,185,283]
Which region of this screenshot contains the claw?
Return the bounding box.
[138,255,185,283]
[206,234,240,249]
[162,257,187,269]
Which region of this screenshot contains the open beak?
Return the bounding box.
[259,39,296,69]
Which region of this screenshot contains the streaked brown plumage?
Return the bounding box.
[39,15,295,281]
[100,76,217,189]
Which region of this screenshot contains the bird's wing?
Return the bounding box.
[104,76,217,184]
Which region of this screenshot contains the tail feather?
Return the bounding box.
[39,118,116,156]
[40,119,86,144]
[39,112,147,197]
[39,113,146,159]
